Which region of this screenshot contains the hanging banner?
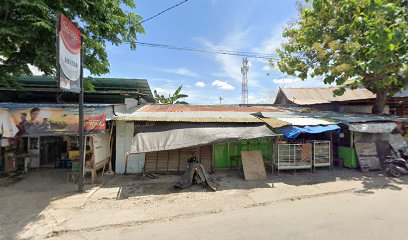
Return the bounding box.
[57,13,81,93]
[9,107,106,136]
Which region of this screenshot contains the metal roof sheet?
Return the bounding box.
[137,105,282,112]
[259,118,290,128]
[114,111,262,123]
[1,76,155,102]
[262,110,406,124]
[312,112,402,123]
[279,88,376,105]
[276,117,335,126]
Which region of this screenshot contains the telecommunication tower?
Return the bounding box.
[218,96,224,104]
[241,57,249,104]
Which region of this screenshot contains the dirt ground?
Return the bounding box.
[1,168,407,240]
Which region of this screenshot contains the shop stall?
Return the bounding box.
[0,103,113,183]
[275,125,340,172]
[339,121,405,172]
[123,121,276,174]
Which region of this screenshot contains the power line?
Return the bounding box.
[134,41,280,60]
[140,0,190,24]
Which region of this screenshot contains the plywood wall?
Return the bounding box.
[145,145,213,173]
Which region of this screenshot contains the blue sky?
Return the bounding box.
[97,0,329,104]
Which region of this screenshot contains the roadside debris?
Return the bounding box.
[143,173,157,179]
[174,162,217,191]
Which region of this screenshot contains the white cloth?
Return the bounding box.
[1,138,10,147]
[0,109,19,138]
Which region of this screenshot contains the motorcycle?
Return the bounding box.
[384,147,408,177]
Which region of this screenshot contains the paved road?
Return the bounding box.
[57,186,408,240]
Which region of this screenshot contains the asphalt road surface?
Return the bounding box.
[56,186,407,240]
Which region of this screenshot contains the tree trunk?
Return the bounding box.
[372,91,387,114]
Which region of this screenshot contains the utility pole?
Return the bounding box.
[241,57,249,104]
[218,97,224,105]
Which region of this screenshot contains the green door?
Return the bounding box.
[214,143,229,168]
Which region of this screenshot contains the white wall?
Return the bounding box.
[115,121,145,173]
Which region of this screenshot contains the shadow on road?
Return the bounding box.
[1,167,407,239]
[0,169,97,240]
[272,168,408,192]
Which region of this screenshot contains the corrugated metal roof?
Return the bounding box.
[259,118,290,128]
[262,110,406,124]
[115,111,262,122]
[1,76,155,102]
[138,105,281,112]
[277,117,335,126]
[259,111,336,126]
[279,87,376,105]
[312,112,402,123]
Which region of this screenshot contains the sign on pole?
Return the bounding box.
[57,13,82,93]
[56,13,85,192]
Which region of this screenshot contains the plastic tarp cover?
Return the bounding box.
[281,124,340,139]
[348,122,397,133]
[129,122,275,154]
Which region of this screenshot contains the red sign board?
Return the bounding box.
[57,13,82,93]
[84,114,106,132]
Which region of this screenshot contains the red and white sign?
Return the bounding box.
[57,13,81,93]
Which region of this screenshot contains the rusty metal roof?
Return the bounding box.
[259,118,290,128]
[278,87,376,105]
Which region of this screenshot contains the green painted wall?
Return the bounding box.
[338,146,358,168]
[214,137,274,169]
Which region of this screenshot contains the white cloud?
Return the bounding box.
[248,95,275,104]
[164,67,199,77]
[253,21,287,56]
[272,78,301,84]
[198,28,252,83]
[195,81,206,87]
[212,80,235,90]
[153,88,167,94]
[262,65,272,71]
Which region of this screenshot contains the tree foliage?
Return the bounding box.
[0,0,145,88]
[276,0,407,113]
[154,85,189,105]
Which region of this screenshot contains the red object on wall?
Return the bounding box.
[84,114,106,131]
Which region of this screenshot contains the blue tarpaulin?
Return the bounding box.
[281,125,340,139]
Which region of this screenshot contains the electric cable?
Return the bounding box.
[140,0,190,24]
[134,41,280,60]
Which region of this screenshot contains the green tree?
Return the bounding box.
[154,85,189,105]
[0,0,144,88]
[276,0,407,113]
